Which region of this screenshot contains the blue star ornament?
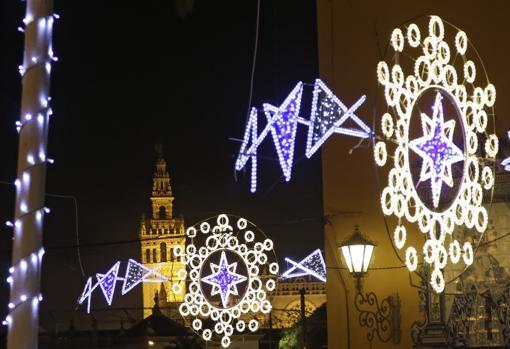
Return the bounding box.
[409,92,464,208]
[263,82,303,182]
[201,251,247,308]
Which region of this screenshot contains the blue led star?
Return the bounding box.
[409,92,464,208]
[201,251,248,308]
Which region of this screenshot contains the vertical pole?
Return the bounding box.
[268,310,273,349]
[300,287,307,349]
[7,1,54,348]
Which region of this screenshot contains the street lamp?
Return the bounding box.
[339,225,400,344]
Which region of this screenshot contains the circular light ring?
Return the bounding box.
[485,134,499,158]
[374,142,387,167]
[422,36,437,61]
[393,225,407,249]
[455,31,468,55]
[462,241,474,265]
[407,23,421,47]
[377,61,390,85]
[377,16,496,293]
[391,28,405,52]
[474,206,488,233]
[381,113,394,138]
[430,268,445,293]
[405,247,418,271]
[423,240,437,264]
[436,245,448,269]
[481,166,494,190]
[428,16,445,41]
[174,214,278,347]
[485,83,496,107]
[449,240,461,264]
[442,65,457,91]
[436,41,450,65]
[476,110,488,133]
[464,60,476,83]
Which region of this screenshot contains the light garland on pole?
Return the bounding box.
[235,79,370,193]
[6,2,59,348]
[281,249,326,282]
[77,259,168,314]
[375,15,497,293]
[171,214,279,348]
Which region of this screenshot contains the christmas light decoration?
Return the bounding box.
[6,3,59,347]
[409,92,464,208]
[78,259,167,313]
[201,251,248,308]
[375,15,497,293]
[172,214,278,348]
[502,131,510,171]
[235,79,370,192]
[281,249,326,282]
[263,83,303,181]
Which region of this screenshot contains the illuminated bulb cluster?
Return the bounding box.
[173,214,278,348]
[375,16,497,293]
[281,249,326,282]
[78,259,168,314]
[235,79,370,192]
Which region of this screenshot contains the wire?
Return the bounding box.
[46,193,85,276]
[245,0,260,124]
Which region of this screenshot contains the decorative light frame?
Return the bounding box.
[375,15,497,293]
[281,249,326,282]
[172,214,279,348]
[78,259,168,314]
[235,79,370,192]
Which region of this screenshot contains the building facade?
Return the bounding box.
[139,152,186,318]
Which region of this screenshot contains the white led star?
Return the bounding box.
[409,92,464,208]
[201,251,248,308]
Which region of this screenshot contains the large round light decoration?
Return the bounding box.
[375,16,497,293]
[171,214,278,348]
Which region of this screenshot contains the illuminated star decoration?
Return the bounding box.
[409,92,464,208]
[502,131,510,171]
[306,79,369,158]
[281,249,326,282]
[235,79,369,192]
[201,251,248,308]
[78,259,167,313]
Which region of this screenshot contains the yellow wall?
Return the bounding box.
[316,1,510,348]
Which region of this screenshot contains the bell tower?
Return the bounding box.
[140,146,185,319]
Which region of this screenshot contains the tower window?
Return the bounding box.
[153,249,157,263]
[159,206,166,219]
[145,249,150,263]
[160,242,167,262]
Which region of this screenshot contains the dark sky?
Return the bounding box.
[0,1,321,329]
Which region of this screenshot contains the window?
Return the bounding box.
[159,206,166,219]
[160,242,167,262]
[145,249,150,263]
[153,249,157,263]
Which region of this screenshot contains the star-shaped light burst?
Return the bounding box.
[201,251,248,308]
[409,92,464,208]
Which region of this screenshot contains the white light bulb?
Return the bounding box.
[8,303,14,309]
[20,294,27,302]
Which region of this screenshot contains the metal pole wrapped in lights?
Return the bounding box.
[339,226,401,345]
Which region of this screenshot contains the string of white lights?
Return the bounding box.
[6,2,58,348]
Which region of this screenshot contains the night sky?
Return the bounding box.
[0,1,321,329]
